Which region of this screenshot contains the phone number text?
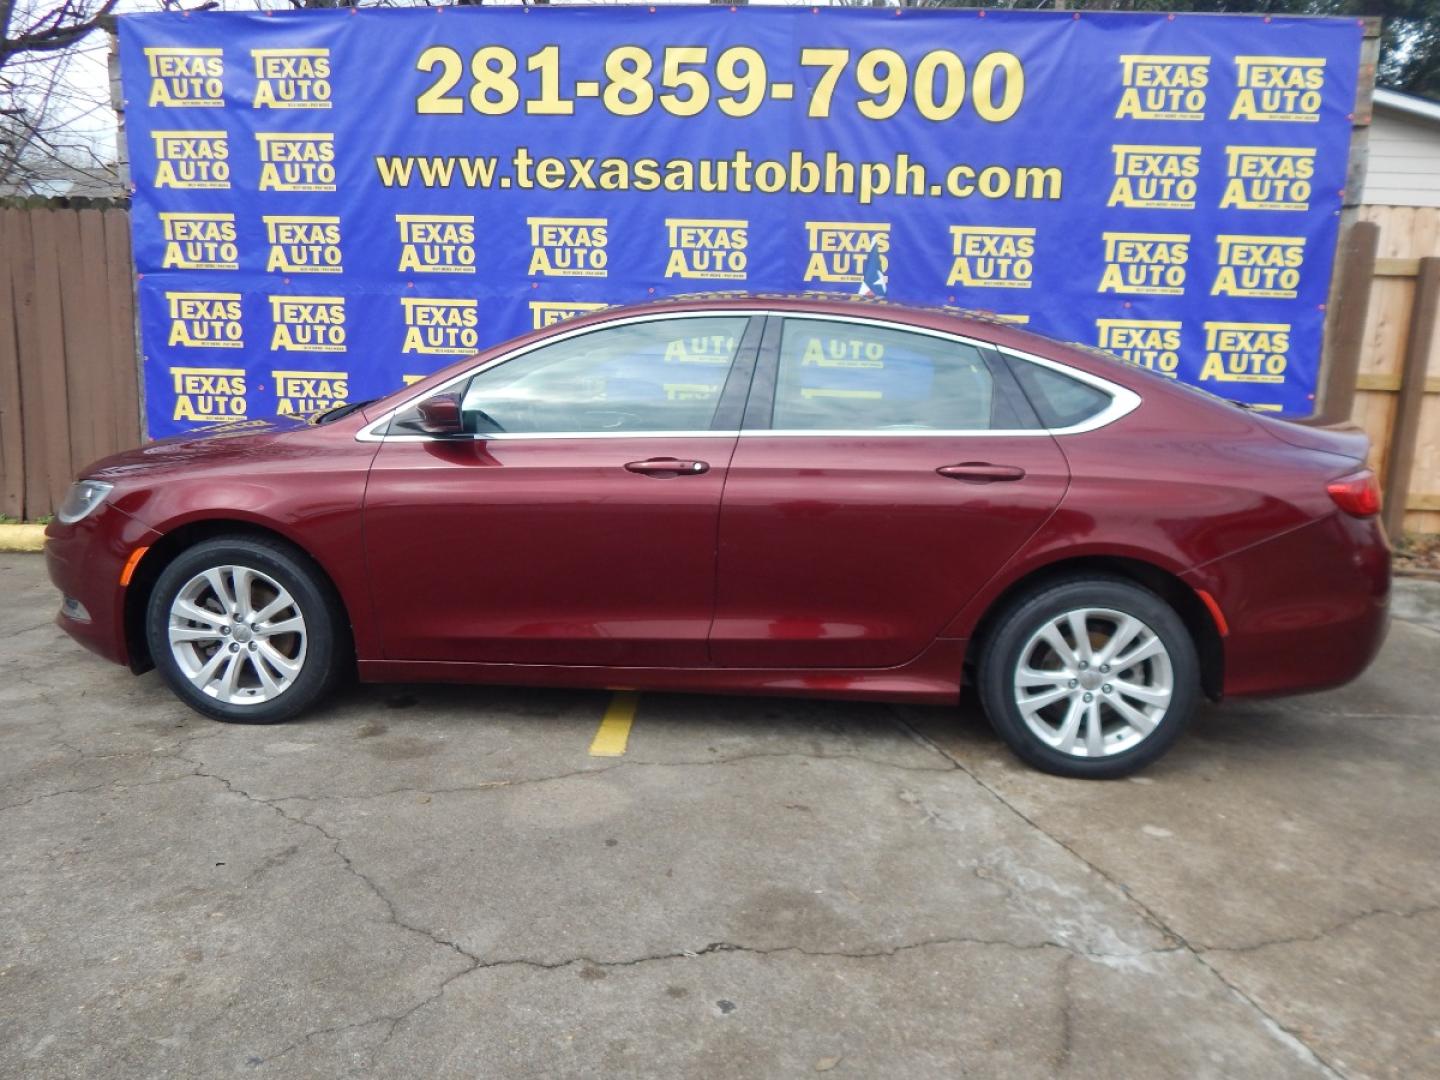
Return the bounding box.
[415,44,1026,123]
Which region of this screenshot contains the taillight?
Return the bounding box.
[1326,469,1381,517]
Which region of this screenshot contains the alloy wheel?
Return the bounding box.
[1012,606,1174,759]
[167,565,308,705]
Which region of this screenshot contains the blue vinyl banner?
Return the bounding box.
[119,6,1362,436]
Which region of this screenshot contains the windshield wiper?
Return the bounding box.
[312,399,374,425]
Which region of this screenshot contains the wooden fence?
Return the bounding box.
[0,202,141,522]
[1343,205,1440,536]
[2,199,1440,535]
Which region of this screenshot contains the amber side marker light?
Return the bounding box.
[1194,588,1229,638]
[1326,469,1382,518]
[119,546,149,586]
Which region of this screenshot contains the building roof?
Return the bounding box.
[1373,88,1440,127]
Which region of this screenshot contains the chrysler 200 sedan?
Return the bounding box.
[45,295,1389,778]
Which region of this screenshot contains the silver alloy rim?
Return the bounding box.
[168,565,307,706]
[1013,607,1173,759]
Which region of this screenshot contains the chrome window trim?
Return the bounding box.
[356,308,1141,443]
[373,430,745,443]
[990,345,1141,436]
[737,429,1047,439]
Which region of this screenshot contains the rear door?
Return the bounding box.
[709,314,1070,669]
[363,312,761,667]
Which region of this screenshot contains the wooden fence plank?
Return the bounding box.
[102,209,141,449]
[1365,205,1440,533]
[27,210,74,513]
[74,210,107,465]
[1356,210,1414,389]
[1412,394,1440,533]
[1354,389,1396,483]
[1356,373,1440,393]
[1362,278,1412,389]
[1383,257,1440,538]
[10,209,50,520]
[1374,258,1419,278]
[74,209,121,468]
[55,208,99,477]
[0,211,24,519]
[1314,221,1378,424]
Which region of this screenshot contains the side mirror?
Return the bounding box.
[416,391,464,436]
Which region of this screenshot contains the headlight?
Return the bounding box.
[56,480,114,524]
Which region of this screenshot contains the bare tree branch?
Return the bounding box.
[3,0,118,63]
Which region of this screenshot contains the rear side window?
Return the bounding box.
[1007,358,1112,430]
[771,319,1012,431]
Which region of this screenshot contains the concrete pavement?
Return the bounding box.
[1,553,1436,1078]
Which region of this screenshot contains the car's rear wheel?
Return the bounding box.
[146,536,347,724]
[977,577,1199,779]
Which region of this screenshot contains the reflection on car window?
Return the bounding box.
[1006,358,1112,429]
[772,319,996,431]
[457,317,747,434]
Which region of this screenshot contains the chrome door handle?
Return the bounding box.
[937,463,1026,483]
[625,458,709,477]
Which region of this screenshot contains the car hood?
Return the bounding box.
[81,417,312,482]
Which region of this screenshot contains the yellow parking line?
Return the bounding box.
[589,691,639,757]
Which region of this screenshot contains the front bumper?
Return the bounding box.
[45,507,162,668]
[1184,511,1391,698]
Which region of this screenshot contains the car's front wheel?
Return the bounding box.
[977,577,1200,779]
[146,536,348,724]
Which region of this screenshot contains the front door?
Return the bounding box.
[364,313,759,666]
[710,315,1070,669]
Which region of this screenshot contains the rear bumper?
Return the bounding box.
[45,508,161,668]
[1184,511,1390,698]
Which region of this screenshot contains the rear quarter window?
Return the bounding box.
[1007,358,1112,430]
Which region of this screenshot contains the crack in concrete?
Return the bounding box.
[1200,904,1440,955]
[1267,698,1440,721]
[0,663,59,697]
[0,781,115,813]
[886,708,1348,1080]
[1054,952,1075,1075]
[262,1016,397,1068]
[265,749,954,807]
[3,621,58,637]
[457,933,1181,974]
[179,758,480,960]
[261,935,1188,1070]
[0,731,235,814]
[264,959,479,1069]
[163,751,492,1070]
[268,763,624,806]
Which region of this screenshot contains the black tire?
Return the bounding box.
[977,576,1200,779]
[145,535,349,724]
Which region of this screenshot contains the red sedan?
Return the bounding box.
[45,295,1389,778]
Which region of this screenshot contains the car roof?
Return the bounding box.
[549,290,1086,361]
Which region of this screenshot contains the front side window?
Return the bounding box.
[401,316,749,436]
[771,319,1015,432]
